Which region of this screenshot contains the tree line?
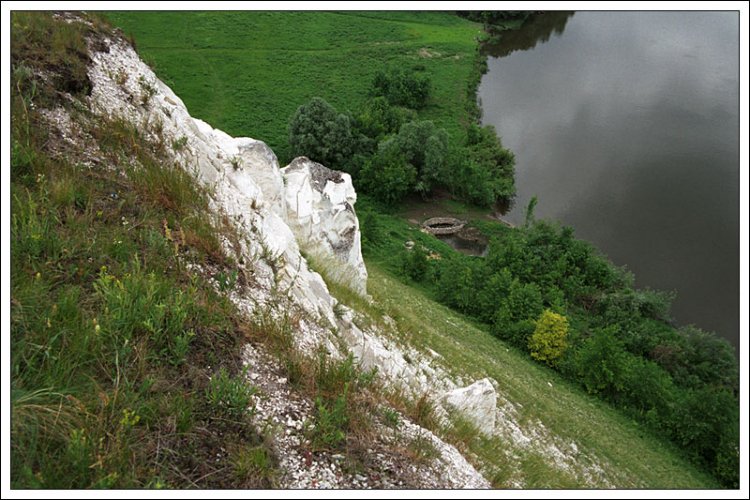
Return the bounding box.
[287,66,516,208]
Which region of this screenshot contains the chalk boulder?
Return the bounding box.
[281,157,367,296]
[441,378,497,435]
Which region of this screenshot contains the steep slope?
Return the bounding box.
[10,13,490,489]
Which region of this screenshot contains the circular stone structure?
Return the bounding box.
[421,217,466,235]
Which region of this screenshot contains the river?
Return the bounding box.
[478,12,739,352]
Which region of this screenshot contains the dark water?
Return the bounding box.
[479,12,739,352]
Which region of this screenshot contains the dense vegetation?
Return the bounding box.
[288,89,516,207]
[359,201,739,488]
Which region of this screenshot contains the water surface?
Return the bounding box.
[479,12,739,352]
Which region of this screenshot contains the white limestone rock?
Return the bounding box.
[441,378,497,435]
[281,157,368,297]
[87,36,338,336]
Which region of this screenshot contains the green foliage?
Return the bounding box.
[232,445,277,485]
[10,12,94,102]
[359,139,416,205]
[106,11,482,163]
[364,207,737,487]
[311,391,349,450]
[206,367,255,419]
[356,96,416,142]
[574,327,628,396]
[465,123,516,203]
[528,309,569,366]
[492,280,544,349]
[288,97,360,171]
[10,16,272,486]
[446,155,495,207]
[373,66,431,109]
[394,120,450,195]
[305,353,376,452]
[525,196,538,227]
[215,269,239,292]
[401,244,430,282]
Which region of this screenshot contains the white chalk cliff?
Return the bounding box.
[85,32,499,488]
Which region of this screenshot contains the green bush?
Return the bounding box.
[394,120,449,193]
[356,96,416,141]
[401,245,429,282]
[372,67,431,109]
[205,367,255,419]
[359,139,416,206]
[288,97,360,171]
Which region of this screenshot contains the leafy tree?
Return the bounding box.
[358,139,416,206]
[372,67,431,109]
[356,96,416,141]
[475,269,513,323]
[528,309,569,366]
[465,124,516,203]
[446,155,495,207]
[288,97,359,171]
[575,327,628,397]
[394,120,449,195]
[492,280,543,348]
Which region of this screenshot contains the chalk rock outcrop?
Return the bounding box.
[84,29,489,487]
[281,158,368,297]
[441,378,497,435]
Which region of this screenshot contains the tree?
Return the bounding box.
[575,327,628,397]
[492,280,543,349]
[358,139,416,206]
[288,97,359,171]
[394,120,449,195]
[372,67,431,109]
[355,96,415,141]
[528,309,569,366]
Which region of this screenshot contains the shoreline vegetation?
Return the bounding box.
[10,11,738,489]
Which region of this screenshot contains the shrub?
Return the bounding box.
[394,120,449,195]
[402,244,429,282]
[205,367,255,419]
[355,96,415,141]
[372,67,431,109]
[288,97,359,170]
[528,309,569,366]
[491,280,543,349]
[359,139,416,206]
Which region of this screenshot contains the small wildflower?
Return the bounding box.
[35,272,41,280]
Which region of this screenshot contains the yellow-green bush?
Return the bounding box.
[528,309,569,366]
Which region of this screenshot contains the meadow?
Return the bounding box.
[106,11,484,163]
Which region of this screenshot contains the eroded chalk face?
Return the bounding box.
[281,157,368,297]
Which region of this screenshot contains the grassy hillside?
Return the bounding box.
[10,13,278,487]
[105,11,483,163]
[349,198,718,487]
[365,262,716,488]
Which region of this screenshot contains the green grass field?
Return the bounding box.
[106,11,483,163]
